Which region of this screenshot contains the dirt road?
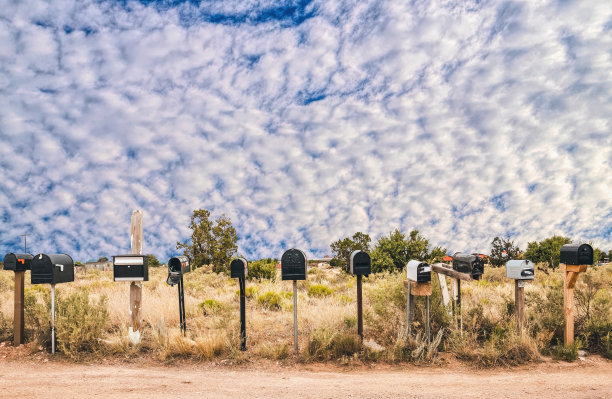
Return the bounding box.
[0,357,610,398]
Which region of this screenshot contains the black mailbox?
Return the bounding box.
[3,253,33,271]
[113,254,149,281]
[452,252,484,280]
[167,256,190,286]
[560,244,593,265]
[281,248,307,280]
[31,253,74,284]
[230,258,248,279]
[350,250,371,276]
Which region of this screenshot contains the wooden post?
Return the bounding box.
[129,210,143,344]
[405,281,432,339]
[437,273,452,315]
[357,274,363,341]
[563,264,588,346]
[406,281,412,337]
[13,271,25,346]
[456,279,462,331]
[515,280,525,335]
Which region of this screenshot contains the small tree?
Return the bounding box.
[524,235,571,269]
[176,209,238,272]
[97,257,109,262]
[489,237,523,267]
[330,232,372,272]
[146,254,161,267]
[371,229,442,273]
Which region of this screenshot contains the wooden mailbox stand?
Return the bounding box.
[13,271,25,346]
[404,280,432,341]
[130,210,143,344]
[431,263,473,330]
[514,280,526,335]
[562,263,588,346]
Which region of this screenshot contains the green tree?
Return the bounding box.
[97,256,108,262]
[524,235,572,269]
[330,232,372,272]
[176,209,238,272]
[146,254,161,267]
[371,229,443,273]
[489,237,523,268]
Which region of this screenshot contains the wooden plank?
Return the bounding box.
[406,282,412,337]
[431,263,473,282]
[410,281,432,296]
[130,210,143,343]
[437,273,451,312]
[13,271,25,346]
[515,280,525,335]
[566,264,588,273]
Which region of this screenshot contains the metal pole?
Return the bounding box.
[457,279,462,332]
[426,296,430,342]
[293,280,298,354]
[178,276,185,335]
[51,284,55,354]
[240,277,246,351]
[356,275,363,341]
[406,282,411,338]
[181,276,186,333]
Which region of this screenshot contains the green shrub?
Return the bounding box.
[552,339,581,362]
[247,259,277,281]
[257,291,283,310]
[199,299,231,316]
[56,290,109,359]
[306,328,361,360]
[307,284,333,297]
[24,287,51,346]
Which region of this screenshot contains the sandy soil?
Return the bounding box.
[0,346,610,399]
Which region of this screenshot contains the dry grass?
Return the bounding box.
[0,263,610,365]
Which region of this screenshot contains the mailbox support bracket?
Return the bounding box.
[13,271,25,346]
[404,280,432,341]
[563,264,588,346]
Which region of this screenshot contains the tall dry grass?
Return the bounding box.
[0,263,610,364]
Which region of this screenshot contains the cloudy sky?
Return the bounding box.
[1,0,611,262]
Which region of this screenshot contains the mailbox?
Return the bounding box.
[167,256,190,286]
[560,244,593,266]
[452,252,484,280]
[3,253,33,271]
[113,254,149,281]
[350,250,371,276]
[281,248,308,280]
[230,258,248,279]
[506,260,534,280]
[30,253,74,284]
[406,260,431,282]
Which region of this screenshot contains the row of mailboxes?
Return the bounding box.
[3,253,75,285]
[452,253,484,280]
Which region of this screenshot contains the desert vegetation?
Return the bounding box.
[0,261,610,365]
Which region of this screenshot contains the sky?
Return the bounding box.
[0,0,611,262]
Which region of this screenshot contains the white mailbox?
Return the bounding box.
[406,260,431,282]
[506,260,534,280]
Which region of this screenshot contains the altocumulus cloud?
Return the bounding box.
[0,0,611,261]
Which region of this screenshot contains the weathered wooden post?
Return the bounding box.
[112,210,148,345]
[2,253,33,346]
[281,249,308,354]
[506,259,535,334]
[230,258,248,351]
[560,244,593,346]
[350,250,371,341]
[405,260,432,340]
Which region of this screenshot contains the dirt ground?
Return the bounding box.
[0,349,610,399]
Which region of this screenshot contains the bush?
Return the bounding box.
[552,339,581,362]
[306,328,362,360]
[199,299,231,316]
[257,291,283,310]
[307,284,333,297]
[24,287,51,346]
[55,290,109,359]
[248,259,277,281]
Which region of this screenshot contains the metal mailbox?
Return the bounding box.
[3,253,33,271]
[31,253,74,284]
[281,249,308,280]
[406,260,431,282]
[452,252,484,280]
[350,250,371,276]
[167,256,190,286]
[560,244,593,266]
[113,254,149,281]
[230,258,248,279]
[506,260,534,280]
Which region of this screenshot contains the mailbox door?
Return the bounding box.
[281,249,307,280]
[113,255,149,281]
[31,254,54,284]
[417,263,431,282]
[350,251,371,276]
[48,254,74,284]
[230,259,247,279]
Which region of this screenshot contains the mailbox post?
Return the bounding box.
[405,260,432,340]
[281,248,308,354]
[350,250,371,341]
[506,259,535,334]
[30,253,74,354]
[3,253,33,346]
[167,256,190,335]
[560,244,593,346]
[230,258,248,351]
